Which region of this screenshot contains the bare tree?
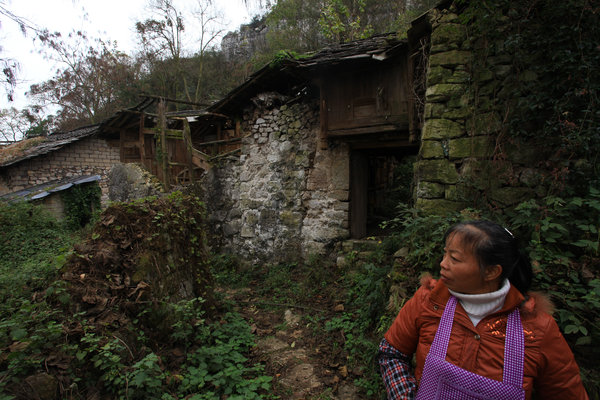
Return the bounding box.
[0,1,41,101]
[188,0,225,103]
[27,32,140,130]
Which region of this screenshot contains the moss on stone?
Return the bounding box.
[422,119,465,140]
[416,198,465,214]
[416,181,445,198]
[449,136,492,159]
[415,160,459,184]
[428,66,453,86]
[429,50,472,67]
[419,140,446,159]
[431,23,467,45]
[426,83,468,102]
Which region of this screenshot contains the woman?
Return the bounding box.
[379,220,588,399]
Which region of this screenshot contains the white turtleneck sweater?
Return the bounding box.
[448,279,511,326]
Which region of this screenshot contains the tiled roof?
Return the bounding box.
[0,125,100,168]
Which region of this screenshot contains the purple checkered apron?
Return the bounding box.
[415,296,526,399]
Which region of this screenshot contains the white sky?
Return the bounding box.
[0,0,262,110]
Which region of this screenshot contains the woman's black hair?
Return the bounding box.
[444,220,533,294]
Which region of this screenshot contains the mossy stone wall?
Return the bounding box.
[414,3,541,214]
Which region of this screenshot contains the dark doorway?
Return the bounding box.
[350,149,416,239]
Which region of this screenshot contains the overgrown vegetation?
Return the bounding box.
[0,196,272,399]
[0,202,77,302]
[460,0,600,194]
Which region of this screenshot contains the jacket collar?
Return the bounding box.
[430,280,525,314]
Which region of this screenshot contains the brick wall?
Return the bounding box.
[0,136,120,205]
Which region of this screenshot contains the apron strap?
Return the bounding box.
[428,296,457,358]
[503,307,524,387]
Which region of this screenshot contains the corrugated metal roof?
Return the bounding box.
[0,175,101,203]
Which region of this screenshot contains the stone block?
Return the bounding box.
[223,221,241,236]
[429,50,472,67]
[419,140,445,159]
[416,198,465,214]
[333,201,349,211]
[445,183,473,202]
[430,43,459,53]
[422,119,464,140]
[414,160,459,184]
[240,225,255,238]
[416,181,445,199]
[439,12,459,24]
[448,70,471,84]
[426,83,468,102]
[427,66,452,86]
[431,23,467,46]
[279,210,302,227]
[330,190,349,201]
[448,136,492,159]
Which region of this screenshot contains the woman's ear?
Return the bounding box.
[484,264,503,282]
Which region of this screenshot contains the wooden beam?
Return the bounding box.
[194,137,243,147]
[141,94,211,108]
[327,124,409,137]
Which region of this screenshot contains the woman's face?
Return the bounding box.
[439,232,493,294]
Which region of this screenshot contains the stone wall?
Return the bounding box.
[414,4,542,214]
[0,136,120,205]
[204,100,350,263]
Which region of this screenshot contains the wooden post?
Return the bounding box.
[183,119,195,183]
[319,80,329,150]
[139,112,146,167]
[158,100,170,190]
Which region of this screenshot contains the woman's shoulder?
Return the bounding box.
[411,273,442,302]
[520,291,562,340]
[521,291,555,320]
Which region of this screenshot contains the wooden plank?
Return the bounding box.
[194,137,243,147]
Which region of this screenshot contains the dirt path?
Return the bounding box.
[223,286,369,400]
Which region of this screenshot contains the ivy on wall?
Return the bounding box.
[459,0,599,194]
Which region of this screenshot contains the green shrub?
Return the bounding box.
[0,201,75,301]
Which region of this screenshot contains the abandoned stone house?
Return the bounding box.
[0,1,549,262]
[0,125,119,203]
